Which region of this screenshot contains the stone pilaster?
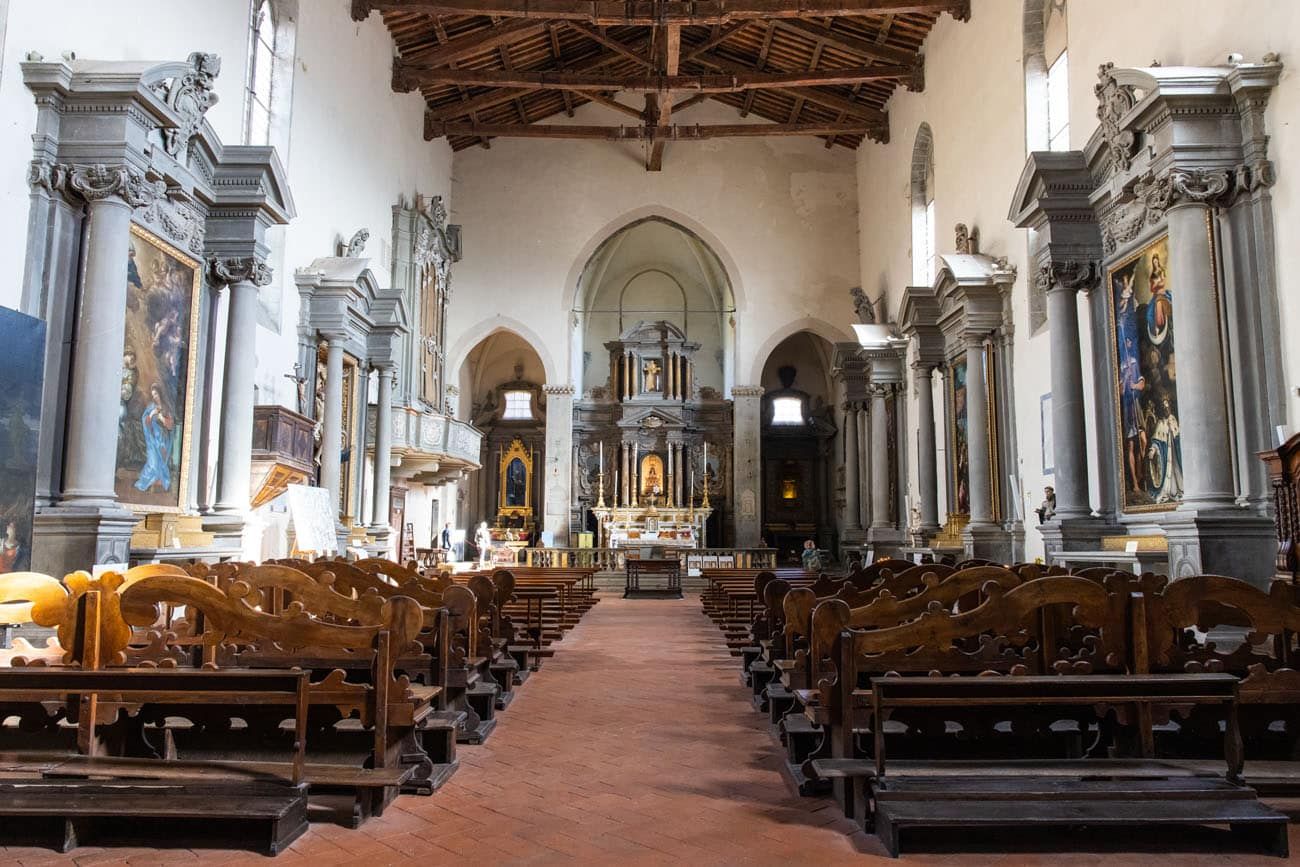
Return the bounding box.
[320,333,348,549]
[731,385,764,548]
[543,384,575,545]
[842,403,862,536]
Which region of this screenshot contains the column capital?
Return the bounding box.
[911,360,936,377]
[543,384,576,396]
[207,254,273,288]
[960,332,986,351]
[1036,259,1100,296]
[64,163,165,208]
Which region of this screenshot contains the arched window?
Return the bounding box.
[910,124,936,287]
[1025,0,1069,152]
[246,1,276,145]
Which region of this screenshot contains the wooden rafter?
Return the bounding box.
[776,17,917,66]
[426,120,879,139]
[646,22,681,170]
[563,22,655,68]
[358,0,970,26]
[396,62,911,92]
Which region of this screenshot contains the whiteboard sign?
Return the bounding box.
[287,484,337,555]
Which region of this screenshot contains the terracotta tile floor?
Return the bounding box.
[4,593,1298,865]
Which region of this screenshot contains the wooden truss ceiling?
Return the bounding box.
[353,0,968,170]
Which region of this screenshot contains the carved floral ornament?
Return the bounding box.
[153,51,222,161]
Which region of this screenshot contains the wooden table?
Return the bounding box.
[625,559,682,599]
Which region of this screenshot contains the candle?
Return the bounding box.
[599,441,603,474]
[702,442,708,490]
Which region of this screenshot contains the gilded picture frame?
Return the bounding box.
[1106,233,1182,514]
[498,436,534,516]
[114,224,203,513]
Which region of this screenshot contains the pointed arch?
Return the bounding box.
[748,317,854,387]
[447,315,562,389]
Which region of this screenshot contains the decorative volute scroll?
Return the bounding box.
[1094,62,1141,175]
[207,255,274,288]
[153,51,222,161]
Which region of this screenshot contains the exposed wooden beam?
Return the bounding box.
[425,36,652,123]
[776,18,916,67]
[690,50,888,135]
[393,19,546,80]
[647,23,681,170]
[356,0,970,26]
[398,64,910,91]
[426,120,876,140]
[671,92,712,112]
[682,22,751,62]
[741,21,776,117]
[563,22,654,68]
[580,90,645,119]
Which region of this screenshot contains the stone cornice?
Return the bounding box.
[543,384,576,396]
[731,385,765,398]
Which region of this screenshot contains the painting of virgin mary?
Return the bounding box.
[113,226,201,512]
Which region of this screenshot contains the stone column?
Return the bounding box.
[320,335,347,522]
[964,335,994,527]
[60,168,150,507]
[732,386,764,547]
[212,258,272,519]
[869,386,892,530]
[543,385,575,545]
[370,366,395,529]
[914,364,940,534]
[843,403,862,533]
[1043,267,1095,520]
[857,404,871,530]
[1166,175,1236,510]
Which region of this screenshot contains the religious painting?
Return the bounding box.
[948,359,971,515]
[1107,234,1181,512]
[0,307,45,574]
[114,225,202,512]
[314,344,362,521]
[497,437,534,516]
[640,453,664,498]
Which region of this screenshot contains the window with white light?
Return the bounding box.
[246,0,275,145]
[772,397,804,425]
[502,390,533,420]
[910,124,936,287]
[1046,50,1070,151]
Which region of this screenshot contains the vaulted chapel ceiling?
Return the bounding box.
[352,0,969,170]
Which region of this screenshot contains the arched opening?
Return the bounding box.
[758,330,837,563]
[573,216,735,399]
[910,124,937,287]
[457,329,548,559]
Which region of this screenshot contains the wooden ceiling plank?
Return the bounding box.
[564,21,655,68]
[359,0,968,26]
[395,18,546,72]
[741,22,776,117]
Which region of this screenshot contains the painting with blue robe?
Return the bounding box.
[114,225,201,512]
[1108,235,1180,512]
[0,307,45,573]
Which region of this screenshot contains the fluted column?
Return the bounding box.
[869,386,892,530]
[320,335,347,520]
[212,257,273,516]
[1166,170,1237,510]
[964,335,993,526]
[1042,263,1096,519]
[370,366,395,527]
[914,363,940,533]
[61,166,160,506]
[843,403,862,533]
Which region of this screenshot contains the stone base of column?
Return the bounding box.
[366,524,393,559]
[840,526,868,546]
[1039,517,1123,562]
[203,511,246,551]
[867,526,906,559]
[33,506,137,575]
[961,522,1014,563]
[1163,509,1276,588]
[335,523,352,557]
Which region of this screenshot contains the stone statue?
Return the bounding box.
[849,287,876,323]
[344,228,369,257]
[1036,486,1057,524]
[954,223,980,255]
[156,52,221,160]
[644,359,661,392]
[284,362,308,416]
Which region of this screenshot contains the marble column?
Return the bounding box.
[843,403,862,533]
[1167,188,1236,510]
[543,385,575,545]
[964,336,993,526]
[213,259,272,518]
[370,367,395,529]
[320,335,347,523]
[732,386,764,547]
[59,174,140,507]
[869,387,892,530]
[1044,272,1093,520]
[914,364,940,533]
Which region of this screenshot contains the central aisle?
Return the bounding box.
[291,593,874,865]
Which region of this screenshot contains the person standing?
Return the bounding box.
[440,522,452,549]
[475,521,493,568]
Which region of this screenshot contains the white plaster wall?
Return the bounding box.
[446,98,861,400]
[856,0,1300,562]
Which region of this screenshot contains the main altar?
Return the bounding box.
[592,496,712,550]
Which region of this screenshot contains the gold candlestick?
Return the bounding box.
[596,470,606,508]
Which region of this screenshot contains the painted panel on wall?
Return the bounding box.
[949,359,970,516]
[115,225,201,512]
[1108,234,1181,512]
[0,306,45,573]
